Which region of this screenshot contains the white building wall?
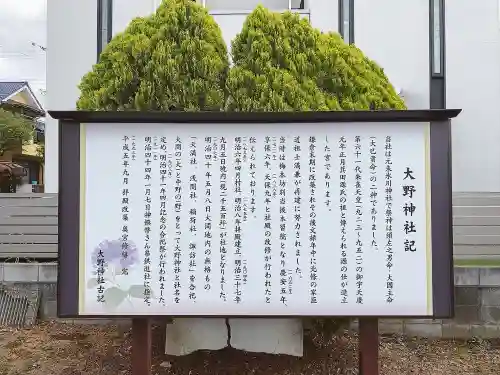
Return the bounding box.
[45,0,97,192]
[46,0,500,193]
[310,0,338,32]
[446,0,500,192]
[203,0,302,11]
[112,0,157,35]
[354,0,430,110]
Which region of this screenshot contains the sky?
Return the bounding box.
[0,0,46,106]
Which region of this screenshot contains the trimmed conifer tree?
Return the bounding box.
[77,0,229,111]
[226,6,406,111]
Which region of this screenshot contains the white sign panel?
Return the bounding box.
[79,121,432,316]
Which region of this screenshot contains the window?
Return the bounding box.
[430,0,444,76]
[97,0,113,60]
[11,160,39,186]
[339,0,354,44]
[198,0,306,12]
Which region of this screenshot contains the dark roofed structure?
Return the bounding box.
[0,82,28,102]
[0,81,45,118]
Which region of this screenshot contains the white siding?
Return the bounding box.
[203,0,303,11]
[212,13,248,52]
[446,0,500,192]
[354,0,430,110]
[45,0,97,192]
[310,0,338,33]
[112,0,156,35]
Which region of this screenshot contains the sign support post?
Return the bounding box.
[359,318,379,375]
[132,318,152,375]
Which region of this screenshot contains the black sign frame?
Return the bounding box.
[50,109,460,319]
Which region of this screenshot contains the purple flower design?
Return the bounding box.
[91,239,139,270]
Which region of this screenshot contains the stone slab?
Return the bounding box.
[480,306,500,324]
[442,323,471,339]
[454,305,480,323]
[41,299,57,319]
[454,267,480,286]
[455,286,479,306]
[3,264,39,282]
[481,288,500,307]
[38,263,57,283]
[404,322,442,338]
[379,321,404,334]
[41,283,57,301]
[471,324,500,338]
[404,318,441,324]
[479,268,500,286]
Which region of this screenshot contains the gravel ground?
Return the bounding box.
[0,322,499,375]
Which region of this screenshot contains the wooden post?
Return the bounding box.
[358,318,379,375]
[132,318,152,375]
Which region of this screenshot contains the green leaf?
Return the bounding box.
[86,278,99,289]
[226,6,405,112]
[76,0,229,112]
[0,109,34,156]
[103,287,128,308]
[128,285,155,299]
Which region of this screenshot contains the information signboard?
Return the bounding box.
[52,110,457,318]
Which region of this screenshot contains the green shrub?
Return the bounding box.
[226,6,406,111]
[0,108,34,192]
[0,108,34,156]
[77,3,404,113]
[77,0,229,111]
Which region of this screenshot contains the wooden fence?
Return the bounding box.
[0,194,57,259]
[0,193,499,264]
[453,192,500,266]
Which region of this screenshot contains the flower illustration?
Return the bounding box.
[91,239,139,270]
